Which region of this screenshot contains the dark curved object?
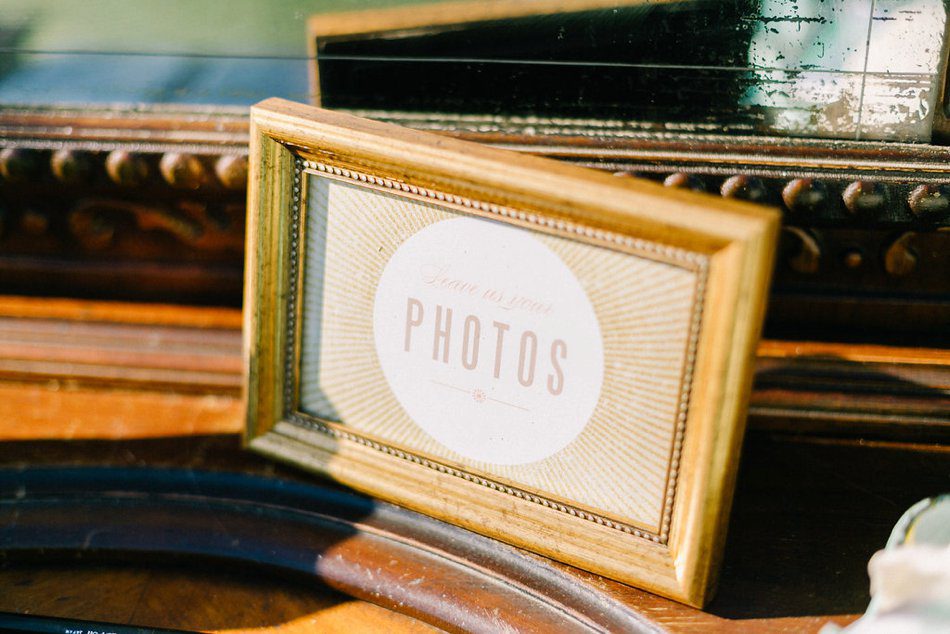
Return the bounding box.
[0,467,658,634]
[0,611,195,634]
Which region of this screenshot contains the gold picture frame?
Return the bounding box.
[244,98,778,607]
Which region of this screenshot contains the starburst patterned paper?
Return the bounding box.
[299,174,702,537]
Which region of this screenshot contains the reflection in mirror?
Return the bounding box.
[0,1,424,107]
[0,1,946,143]
[314,0,949,142]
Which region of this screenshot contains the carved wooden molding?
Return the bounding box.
[0,107,947,335]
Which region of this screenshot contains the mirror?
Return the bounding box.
[313,0,950,142]
[1,1,946,142]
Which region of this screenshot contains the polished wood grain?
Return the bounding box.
[0,562,855,634]
[751,340,950,439]
[0,317,241,392]
[0,298,946,443]
[0,564,440,634]
[0,296,244,441]
[757,339,950,366]
[0,295,243,328]
[0,382,241,440]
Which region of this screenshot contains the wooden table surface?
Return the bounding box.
[1,297,947,632]
[4,433,942,632]
[0,563,441,634]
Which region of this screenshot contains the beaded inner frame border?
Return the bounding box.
[282,155,710,544]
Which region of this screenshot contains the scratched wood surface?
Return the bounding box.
[0,564,441,634]
[0,297,947,630]
[0,562,856,634]
[3,431,947,631]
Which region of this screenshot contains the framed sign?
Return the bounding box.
[244,98,778,607]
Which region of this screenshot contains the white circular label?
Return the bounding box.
[373,217,604,465]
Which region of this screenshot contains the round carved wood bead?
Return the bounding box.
[907,184,950,219]
[20,209,50,236]
[721,175,768,203]
[842,181,886,216]
[105,151,149,187]
[663,172,705,192]
[68,207,116,251]
[782,178,827,214]
[160,153,206,189]
[214,155,248,190]
[51,150,95,184]
[0,148,41,183]
[842,249,863,270]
